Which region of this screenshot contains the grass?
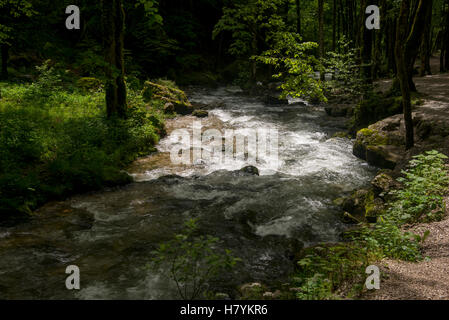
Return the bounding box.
[0,64,166,221]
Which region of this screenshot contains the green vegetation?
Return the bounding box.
[293,150,449,300]
[0,61,165,218]
[387,151,449,223]
[149,219,241,300]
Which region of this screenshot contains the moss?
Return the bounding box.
[357,128,388,146]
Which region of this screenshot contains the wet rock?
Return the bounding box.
[234,166,260,176]
[163,102,174,114]
[342,189,369,218]
[371,171,400,197]
[365,197,385,223]
[342,212,361,224]
[353,126,403,169]
[265,94,288,105]
[192,109,208,118]
[366,145,402,169]
[340,189,385,223]
[142,81,193,115]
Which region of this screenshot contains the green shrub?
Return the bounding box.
[0,76,165,218]
[149,219,241,300]
[387,150,449,223]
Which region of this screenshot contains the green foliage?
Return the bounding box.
[323,38,369,99]
[25,60,62,98]
[213,0,286,58]
[295,243,381,300]
[387,150,449,223]
[149,219,241,300]
[0,70,165,218]
[0,0,35,45]
[293,150,449,300]
[254,32,325,102]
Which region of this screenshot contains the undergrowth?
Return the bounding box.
[0,61,166,220]
[293,150,449,300]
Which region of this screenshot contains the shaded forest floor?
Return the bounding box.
[362,57,449,300]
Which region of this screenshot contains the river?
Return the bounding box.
[0,87,375,299]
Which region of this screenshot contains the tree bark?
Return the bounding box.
[395,0,414,149]
[1,44,9,80]
[101,0,127,119]
[318,0,324,80]
[395,0,431,149]
[360,0,373,84]
[332,0,336,51]
[419,0,433,76]
[296,0,301,35]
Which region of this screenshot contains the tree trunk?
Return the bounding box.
[332,0,336,51]
[296,0,301,35]
[1,44,9,80]
[318,0,324,80]
[443,0,449,71]
[101,0,127,119]
[395,0,431,149]
[419,0,433,76]
[404,0,431,92]
[360,0,373,84]
[395,0,414,150]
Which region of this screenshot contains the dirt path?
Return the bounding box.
[362,59,449,300]
[362,212,449,300]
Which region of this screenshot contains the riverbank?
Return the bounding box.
[354,64,449,300]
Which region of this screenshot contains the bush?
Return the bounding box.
[0,74,165,219]
[149,219,241,300]
[387,150,449,223]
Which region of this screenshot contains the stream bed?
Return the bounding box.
[0,87,376,299]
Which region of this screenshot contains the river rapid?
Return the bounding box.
[0,87,375,299]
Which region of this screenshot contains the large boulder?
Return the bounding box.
[353,122,404,169]
[142,81,193,115]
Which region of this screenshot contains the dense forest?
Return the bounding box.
[1,0,449,302]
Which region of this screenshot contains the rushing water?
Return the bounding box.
[0,87,375,299]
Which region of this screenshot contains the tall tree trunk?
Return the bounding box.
[360,0,373,84]
[396,0,414,150]
[396,0,431,149]
[404,0,431,92]
[332,0,336,51]
[101,0,127,119]
[419,0,433,76]
[296,0,301,35]
[1,44,9,80]
[443,0,449,71]
[318,0,324,80]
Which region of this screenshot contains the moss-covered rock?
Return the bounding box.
[339,188,385,223]
[353,124,404,169]
[192,109,209,118]
[371,171,400,198]
[142,81,193,115]
[350,92,423,134]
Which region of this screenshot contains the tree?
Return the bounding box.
[419,0,433,76]
[101,0,127,118]
[0,0,35,79]
[318,0,324,80]
[296,0,301,34]
[213,0,286,83]
[395,0,431,149]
